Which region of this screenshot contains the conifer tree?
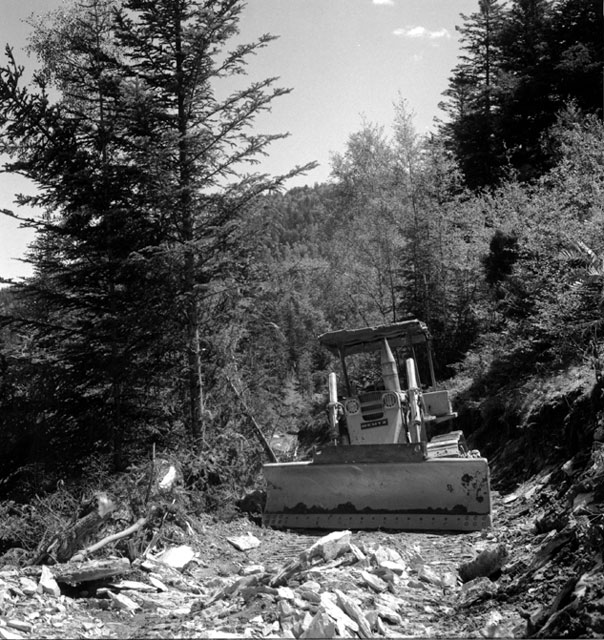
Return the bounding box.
[0,0,168,471]
[441,0,602,188]
[439,0,506,188]
[0,0,311,477]
[112,0,312,440]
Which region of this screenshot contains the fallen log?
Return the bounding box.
[71,516,148,562]
[227,377,278,463]
[24,557,132,585]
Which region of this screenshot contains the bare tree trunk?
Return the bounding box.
[175,8,204,441]
[228,378,278,463]
[185,288,205,440]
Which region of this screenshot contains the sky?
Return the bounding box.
[0,0,477,283]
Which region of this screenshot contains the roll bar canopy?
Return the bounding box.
[318,320,430,356]
[318,319,436,392]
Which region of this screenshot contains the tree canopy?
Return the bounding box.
[440,0,602,188]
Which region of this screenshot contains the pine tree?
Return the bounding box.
[0,0,313,479]
[496,0,558,180]
[439,0,507,188]
[113,0,313,440]
[442,0,603,188]
[0,0,173,471]
[547,0,603,118]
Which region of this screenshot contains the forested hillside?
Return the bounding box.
[0,0,603,518]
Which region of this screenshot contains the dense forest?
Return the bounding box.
[0,0,602,511]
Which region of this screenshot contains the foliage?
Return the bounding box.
[452,109,604,419]
[0,500,49,556]
[440,0,603,189]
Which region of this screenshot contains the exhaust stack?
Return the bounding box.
[381,338,401,392]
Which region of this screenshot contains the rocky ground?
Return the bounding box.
[1,438,603,640]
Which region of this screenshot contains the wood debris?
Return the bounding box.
[32,493,116,565]
[109,579,158,592]
[25,557,132,585]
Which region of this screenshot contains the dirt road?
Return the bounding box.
[1,466,602,639]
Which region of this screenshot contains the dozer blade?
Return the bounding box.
[263,452,491,532]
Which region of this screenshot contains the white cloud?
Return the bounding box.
[393,26,451,39]
[373,0,394,5]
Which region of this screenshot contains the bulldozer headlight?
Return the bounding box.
[344,398,360,415]
[382,391,398,409]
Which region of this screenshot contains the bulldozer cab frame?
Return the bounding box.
[318,320,456,446]
[319,319,435,392]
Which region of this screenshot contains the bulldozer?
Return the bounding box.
[262,319,491,531]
